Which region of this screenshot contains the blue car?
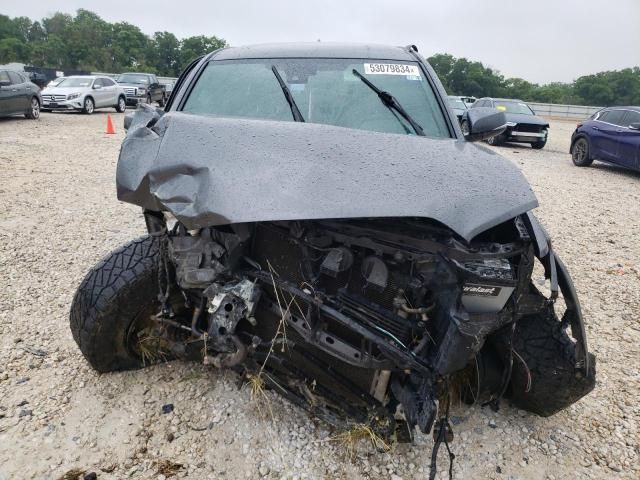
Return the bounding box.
[570,106,640,172]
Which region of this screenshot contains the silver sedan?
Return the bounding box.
[41,76,127,114]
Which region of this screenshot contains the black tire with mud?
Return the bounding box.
[531,139,547,150]
[70,236,159,373]
[509,310,596,416]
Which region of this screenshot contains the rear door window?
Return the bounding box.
[622,110,640,127]
[8,71,24,85]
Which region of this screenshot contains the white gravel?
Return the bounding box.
[0,113,638,480]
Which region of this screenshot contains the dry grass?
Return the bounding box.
[56,468,86,480]
[136,333,170,366]
[330,423,391,461]
[155,459,184,476]
[242,260,300,421]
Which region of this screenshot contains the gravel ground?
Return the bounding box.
[0,113,638,480]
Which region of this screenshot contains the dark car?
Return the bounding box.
[116,72,166,107]
[447,95,468,122]
[70,44,594,472]
[0,70,41,120]
[570,106,640,172]
[463,97,549,149]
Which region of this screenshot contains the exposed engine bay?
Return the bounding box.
[139,211,595,442]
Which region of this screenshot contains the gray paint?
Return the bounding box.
[116,110,538,242]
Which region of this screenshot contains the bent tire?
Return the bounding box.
[509,310,596,416]
[70,236,160,373]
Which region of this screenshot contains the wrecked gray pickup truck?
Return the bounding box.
[70,43,595,467]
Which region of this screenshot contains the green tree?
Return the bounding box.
[0,37,30,62]
[152,31,180,76]
[179,35,226,70]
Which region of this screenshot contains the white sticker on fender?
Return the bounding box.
[364,63,421,77]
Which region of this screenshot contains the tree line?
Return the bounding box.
[1,10,638,106]
[427,53,640,107]
[0,10,226,77]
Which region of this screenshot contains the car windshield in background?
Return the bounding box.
[117,74,149,84]
[494,101,533,115]
[57,78,93,88]
[448,98,467,109]
[182,58,450,138]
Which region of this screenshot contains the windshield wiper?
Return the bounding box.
[351,69,425,136]
[271,65,305,122]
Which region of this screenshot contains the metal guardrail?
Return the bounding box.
[528,102,601,120]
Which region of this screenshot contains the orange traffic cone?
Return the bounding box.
[105,114,115,134]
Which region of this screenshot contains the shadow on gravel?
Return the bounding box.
[589,162,640,179]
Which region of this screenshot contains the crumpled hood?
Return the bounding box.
[116,110,538,242]
[505,112,549,126]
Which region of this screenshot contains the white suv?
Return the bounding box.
[41,75,126,114]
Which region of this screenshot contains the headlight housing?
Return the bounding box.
[138,88,147,95]
[67,93,81,100]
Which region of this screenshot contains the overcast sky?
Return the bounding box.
[3,0,639,83]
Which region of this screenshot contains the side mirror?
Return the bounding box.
[462,107,508,142]
[629,122,640,131]
[93,84,102,90]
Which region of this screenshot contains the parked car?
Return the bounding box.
[570,106,640,172]
[71,44,595,469]
[0,69,42,119]
[461,96,477,108]
[447,95,468,122]
[463,97,549,149]
[116,72,166,107]
[160,79,175,99]
[41,75,126,114]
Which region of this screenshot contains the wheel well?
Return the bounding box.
[570,134,588,153]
